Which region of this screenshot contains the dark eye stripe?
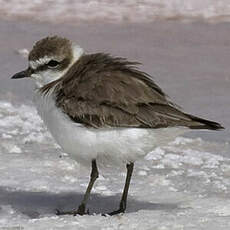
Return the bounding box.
[47,60,60,68]
[32,58,71,73]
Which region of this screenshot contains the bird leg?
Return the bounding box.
[56,159,99,216]
[107,162,134,216]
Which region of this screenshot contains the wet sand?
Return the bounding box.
[0,19,229,142]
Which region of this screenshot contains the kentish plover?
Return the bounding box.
[11,36,224,216]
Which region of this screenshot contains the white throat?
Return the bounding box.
[30,44,84,88]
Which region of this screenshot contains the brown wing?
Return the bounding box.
[42,53,223,130]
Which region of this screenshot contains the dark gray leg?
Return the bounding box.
[107,162,134,216]
[56,159,99,216]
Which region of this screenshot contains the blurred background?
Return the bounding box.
[1,0,230,23]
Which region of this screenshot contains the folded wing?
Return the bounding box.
[42,53,223,130]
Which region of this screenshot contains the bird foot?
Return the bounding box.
[103,208,125,216]
[56,204,89,216]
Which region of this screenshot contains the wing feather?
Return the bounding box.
[41,53,223,130]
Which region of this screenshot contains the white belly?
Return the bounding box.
[34,92,186,166]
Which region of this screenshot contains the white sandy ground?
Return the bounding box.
[1,0,230,24]
[0,101,230,230]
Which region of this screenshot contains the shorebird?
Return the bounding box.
[11,36,223,216]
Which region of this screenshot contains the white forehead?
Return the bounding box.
[29,55,54,70]
[29,44,84,70]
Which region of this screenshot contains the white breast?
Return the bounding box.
[34,91,187,167]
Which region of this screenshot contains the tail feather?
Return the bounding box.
[186,114,224,130]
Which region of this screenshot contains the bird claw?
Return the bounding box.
[102,208,125,216]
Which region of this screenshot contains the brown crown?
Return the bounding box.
[28,36,72,61]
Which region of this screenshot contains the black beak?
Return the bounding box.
[11,70,29,79]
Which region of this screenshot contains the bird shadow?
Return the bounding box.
[0,186,183,218]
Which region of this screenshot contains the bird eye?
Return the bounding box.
[47,60,60,68]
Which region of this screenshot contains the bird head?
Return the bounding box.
[11,36,84,88]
